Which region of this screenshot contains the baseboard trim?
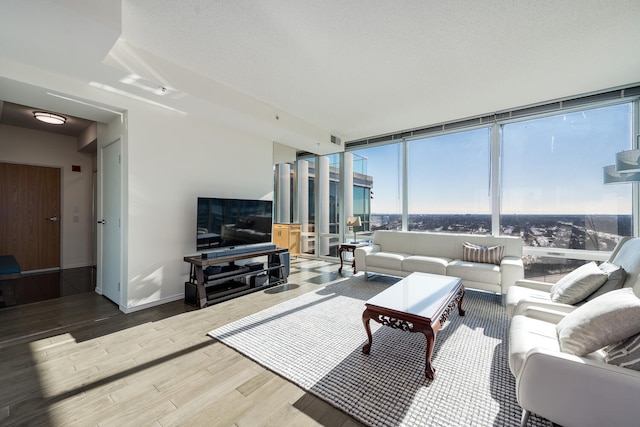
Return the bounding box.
[120,294,185,314]
[62,262,93,269]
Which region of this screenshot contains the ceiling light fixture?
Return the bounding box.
[34,111,66,125]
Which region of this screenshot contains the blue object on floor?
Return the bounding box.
[0,255,21,279]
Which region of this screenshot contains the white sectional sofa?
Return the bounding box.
[508,236,640,427]
[354,230,524,294]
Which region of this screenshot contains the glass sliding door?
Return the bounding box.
[316,154,340,257]
[296,157,316,255]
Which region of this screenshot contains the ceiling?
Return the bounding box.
[1,1,639,149]
[0,101,94,138]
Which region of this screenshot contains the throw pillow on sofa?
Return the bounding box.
[549,261,608,304]
[605,332,640,370]
[556,288,640,356]
[462,242,503,265]
[583,262,627,302]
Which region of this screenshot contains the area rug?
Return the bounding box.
[208,277,552,427]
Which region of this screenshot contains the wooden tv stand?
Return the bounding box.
[184,248,289,308]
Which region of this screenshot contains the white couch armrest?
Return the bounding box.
[515,305,573,324]
[512,278,554,292]
[354,245,377,272]
[517,347,640,427]
[513,299,576,320]
[499,256,525,293]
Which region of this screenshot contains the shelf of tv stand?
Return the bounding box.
[184,248,289,308]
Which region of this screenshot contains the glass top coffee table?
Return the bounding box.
[362,272,465,379]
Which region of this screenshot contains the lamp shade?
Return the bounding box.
[346,216,362,227]
[603,165,640,184]
[616,149,640,173]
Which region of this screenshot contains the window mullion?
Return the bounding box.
[491,124,501,236]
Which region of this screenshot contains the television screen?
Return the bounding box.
[196,197,273,251]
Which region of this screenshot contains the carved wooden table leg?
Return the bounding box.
[338,246,346,274]
[457,286,466,316]
[362,307,374,354]
[413,321,437,379]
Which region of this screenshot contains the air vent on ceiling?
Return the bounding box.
[330,135,341,146]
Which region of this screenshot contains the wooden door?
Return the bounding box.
[0,162,61,271]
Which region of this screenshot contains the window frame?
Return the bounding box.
[287,92,640,262]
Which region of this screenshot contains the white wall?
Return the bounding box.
[0,124,95,269]
[123,107,275,309]
[0,60,284,312]
[273,142,297,164]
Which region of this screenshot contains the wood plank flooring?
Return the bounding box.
[0,258,364,427]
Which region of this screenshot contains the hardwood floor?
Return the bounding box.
[0,266,96,309]
[0,258,365,426]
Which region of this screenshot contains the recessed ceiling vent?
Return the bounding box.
[330,135,341,146]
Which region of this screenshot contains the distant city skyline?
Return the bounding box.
[353,103,633,216]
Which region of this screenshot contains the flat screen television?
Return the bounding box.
[196,197,273,251]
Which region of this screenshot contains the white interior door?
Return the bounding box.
[100,139,122,305]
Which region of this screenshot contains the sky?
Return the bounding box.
[352,102,633,216]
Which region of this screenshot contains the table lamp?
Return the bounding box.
[346,216,362,243]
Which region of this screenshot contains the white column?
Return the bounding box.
[296,160,309,252]
[491,124,501,236]
[344,152,354,217]
[402,139,408,231]
[318,156,330,256]
[276,163,290,223]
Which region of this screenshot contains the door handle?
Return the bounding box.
[47,216,58,222]
[97,219,106,224]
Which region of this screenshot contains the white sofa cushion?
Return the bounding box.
[584,262,627,302]
[556,288,640,356]
[447,260,500,285]
[372,231,415,254]
[549,261,608,304]
[401,256,449,275]
[412,232,458,259]
[365,252,410,271]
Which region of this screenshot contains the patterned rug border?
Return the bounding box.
[208,276,551,427]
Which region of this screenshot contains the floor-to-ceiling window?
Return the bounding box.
[501,102,634,278]
[352,143,402,233]
[321,154,341,256]
[281,88,638,272]
[407,128,491,233]
[351,153,372,241]
[296,157,315,255]
[301,153,342,257]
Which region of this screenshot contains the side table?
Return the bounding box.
[338,242,368,274]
